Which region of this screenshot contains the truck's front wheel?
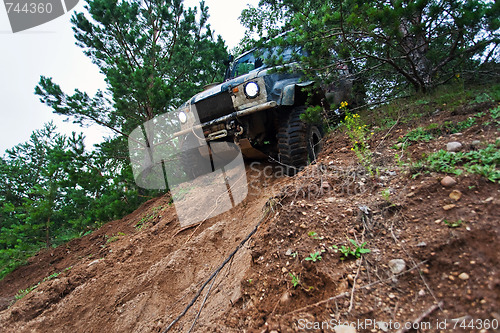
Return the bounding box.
[179,133,210,180]
[277,106,324,175]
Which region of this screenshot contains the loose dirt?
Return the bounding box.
[0,102,499,333]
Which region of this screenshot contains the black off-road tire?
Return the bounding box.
[277,106,324,175]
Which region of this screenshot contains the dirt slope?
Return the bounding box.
[0,101,499,333]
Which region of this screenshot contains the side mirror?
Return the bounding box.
[223,54,234,66]
[224,55,234,81]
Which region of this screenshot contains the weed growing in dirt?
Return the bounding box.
[412,144,500,182]
[485,105,500,127]
[105,232,126,244]
[135,206,162,229]
[289,273,301,288]
[470,92,494,104]
[396,116,480,149]
[305,251,322,262]
[15,266,72,300]
[307,231,324,240]
[343,108,375,175]
[444,219,464,228]
[380,188,392,202]
[331,239,371,260]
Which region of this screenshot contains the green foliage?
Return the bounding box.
[300,105,323,124]
[380,188,391,202]
[304,251,322,262]
[289,272,300,288]
[487,105,500,127]
[240,0,499,99]
[412,144,500,182]
[343,111,374,174]
[0,124,145,280]
[397,114,482,148]
[307,231,323,240]
[471,92,494,104]
[332,239,371,260]
[444,219,463,228]
[36,0,228,135]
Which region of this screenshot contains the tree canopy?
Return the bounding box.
[36,0,228,138]
[240,0,500,97]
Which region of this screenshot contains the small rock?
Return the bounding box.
[449,190,462,201]
[416,242,427,247]
[279,291,291,305]
[325,197,335,203]
[299,223,307,229]
[447,141,462,152]
[418,289,426,296]
[441,176,457,187]
[281,267,288,273]
[388,259,406,274]
[407,192,415,198]
[88,259,100,267]
[458,272,470,280]
[471,140,481,146]
[285,249,292,256]
[484,197,494,203]
[443,204,456,211]
[388,293,396,299]
[449,275,455,281]
[231,285,242,304]
[334,325,357,333]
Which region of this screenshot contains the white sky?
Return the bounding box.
[0,0,259,154]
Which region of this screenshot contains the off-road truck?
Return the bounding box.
[175,48,352,177]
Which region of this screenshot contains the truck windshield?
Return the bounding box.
[230,47,302,78]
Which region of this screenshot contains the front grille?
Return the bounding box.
[196,92,234,123]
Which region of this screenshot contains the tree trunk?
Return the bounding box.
[399,16,432,92]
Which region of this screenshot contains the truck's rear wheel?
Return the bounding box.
[277,106,324,175]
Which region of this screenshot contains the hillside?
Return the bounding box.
[0,86,499,333]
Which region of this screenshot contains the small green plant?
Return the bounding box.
[300,105,323,124]
[380,188,391,202]
[487,105,500,127]
[105,232,126,244]
[305,251,322,262]
[331,239,371,260]
[308,231,324,240]
[470,92,493,104]
[343,108,375,175]
[444,219,463,228]
[289,273,301,288]
[15,267,72,300]
[411,145,500,182]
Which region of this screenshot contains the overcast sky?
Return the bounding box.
[0,0,259,154]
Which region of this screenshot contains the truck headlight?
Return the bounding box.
[244,81,260,99]
[178,111,187,123]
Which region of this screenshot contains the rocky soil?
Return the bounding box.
[0,99,499,333]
